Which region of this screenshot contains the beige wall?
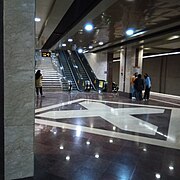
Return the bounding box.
[85,52,107,80]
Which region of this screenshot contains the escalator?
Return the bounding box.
[58,51,79,91]
[73,51,99,90]
[68,51,96,90]
[65,50,96,91]
[57,50,106,92]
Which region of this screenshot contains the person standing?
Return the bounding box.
[35,70,44,97]
[130,72,138,99]
[134,74,144,101]
[143,73,151,100]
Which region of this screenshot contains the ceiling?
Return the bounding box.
[35,0,180,55]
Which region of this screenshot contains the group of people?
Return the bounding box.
[130,72,151,101]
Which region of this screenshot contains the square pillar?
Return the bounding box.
[119,46,143,94]
[0,0,4,179]
[107,52,113,92]
[4,0,35,179]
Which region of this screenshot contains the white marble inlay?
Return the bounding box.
[35,98,180,149]
[36,101,164,135]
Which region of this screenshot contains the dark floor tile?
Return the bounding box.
[70,167,103,180]
[34,168,66,180]
[104,162,136,180]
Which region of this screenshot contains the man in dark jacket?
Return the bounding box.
[134,74,144,101]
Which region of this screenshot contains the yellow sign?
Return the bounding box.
[42,52,51,57]
[99,81,104,88]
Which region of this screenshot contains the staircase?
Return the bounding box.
[36,57,62,91]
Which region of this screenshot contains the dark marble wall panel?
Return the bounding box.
[143,57,161,92]
[0,1,4,180]
[112,61,120,85]
[143,54,180,96]
[166,55,180,95]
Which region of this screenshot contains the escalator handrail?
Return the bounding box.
[62,51,81,91]
[75,51,97,89]
[55,53,66,78]
[72,51,96,91]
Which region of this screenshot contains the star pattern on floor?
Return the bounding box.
[35,98,180,149]
[36,101,165,135]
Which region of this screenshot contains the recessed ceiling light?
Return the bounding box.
[144,48,151,50]
[99,42,104,45]
[68,38,73,42]
[62,43,66,47]
[169,165,174,170]
[89,45,93,49]
[155,173,161,179]
[59,145,64,150]
[66,156,70,161]
[35,17,41,22]
[78,48,83,53]
[86,141,90,145]
[84,23,94,31]
[95,154,99,158]
[167,35,180,40]
[126,28,134,36]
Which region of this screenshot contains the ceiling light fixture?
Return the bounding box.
[84,23,94,32]
[143,51,180,58]
[132,31,146,37]
[155,173,161,179]
[68,38,73,42]
[169,165,174,170]
[66,156,70,161]
[167,35,180,40]
[86,141,90,145]
[126,28,134,36]
[89,45,93,49]
[35,17,41,22]
[62,43,66,47]
[95,153,99,158]
[78,48,83,53]
[99,42,104,45]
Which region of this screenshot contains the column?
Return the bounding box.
[0,0,4,179]
[4,0,35,179]
[119,46,143,94]
[107,52,113,92]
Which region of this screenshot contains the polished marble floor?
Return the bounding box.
[34,91,180,180]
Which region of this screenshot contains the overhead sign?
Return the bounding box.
[42,52,51,57]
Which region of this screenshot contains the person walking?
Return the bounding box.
[35,70,44,97]
[134,74,144,101]
[143,73,151,100]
